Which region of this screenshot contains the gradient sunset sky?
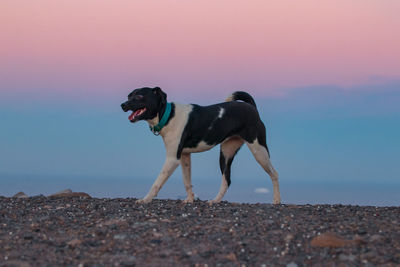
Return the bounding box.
[1,1,399,204]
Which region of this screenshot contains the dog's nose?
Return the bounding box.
[121,103,126,110]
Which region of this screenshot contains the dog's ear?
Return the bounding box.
[153,87,167,105]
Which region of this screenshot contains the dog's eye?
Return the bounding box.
[135,95,144,100]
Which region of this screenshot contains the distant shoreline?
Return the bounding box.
[1,194,400,208]
[1,174,400,207]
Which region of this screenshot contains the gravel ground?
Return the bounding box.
[0,196,399,266]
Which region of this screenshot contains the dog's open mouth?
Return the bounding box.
[128,108,146,122]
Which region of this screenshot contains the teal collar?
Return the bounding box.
[149,102,171,135]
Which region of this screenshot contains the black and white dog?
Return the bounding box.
[121,87,281,204]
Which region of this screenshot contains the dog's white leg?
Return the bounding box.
[209,175,229,204]
[180,153,194,203]
[137,157,180,204]
[209,137,244,204]
[247,140,281,204]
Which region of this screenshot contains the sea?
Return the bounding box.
[1,173,399,207]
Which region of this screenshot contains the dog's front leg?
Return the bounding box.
[137,157,180,204]
[180,153,194,203]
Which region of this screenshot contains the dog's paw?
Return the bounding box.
[208,199,221,205]
[183,198,194,204]
[273,198,281,205]
[136,198,152,204]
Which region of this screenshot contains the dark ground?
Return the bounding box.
[0,196,399,266]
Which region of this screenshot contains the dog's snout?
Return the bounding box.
[121,102,128,111]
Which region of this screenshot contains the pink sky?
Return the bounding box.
[1,0,400,99]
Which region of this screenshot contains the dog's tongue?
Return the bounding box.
[128,112,135,121]
[128,109,142,121]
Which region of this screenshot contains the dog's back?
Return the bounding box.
[177,91,266,156]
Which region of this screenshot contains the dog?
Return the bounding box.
[121,87,281,204]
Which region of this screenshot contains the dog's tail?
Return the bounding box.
[225,91,257,108]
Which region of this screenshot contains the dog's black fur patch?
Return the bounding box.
[177,101,269,159]
[219,147,240,186]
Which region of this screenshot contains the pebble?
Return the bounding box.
[369,234,383,242]
[113,234,127,240]
[339,254,356,261]
[12,192,29,198]
[49,189,91,198]
[310,232,352,247]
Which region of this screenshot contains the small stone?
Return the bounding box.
[369,234,383,242]
[357,229,367,235]
[285,234,294,243]
[23,233,34,240]
[120,256,136,267]
[310,232,351,247]
[51,189,73,195]
[360,251,378,261]
[67,239,82,248]
[114,234,127,240]
[50,189,91,198]
[286,262,298,267]
[339,254,356,261]
[101,218,126,227]
[12,192,29,198]
[353,235,367,245]
[153,232,163,238]
[2,261,30,267]
[225,253,237,262]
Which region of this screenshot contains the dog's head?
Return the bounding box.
[121,87,167,123]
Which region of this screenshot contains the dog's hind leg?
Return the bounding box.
[181,153,194,203]
[209,137,244,204]
[246,138,281,204]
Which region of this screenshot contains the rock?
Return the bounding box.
[339,254,356,261]
[353,235,367,245]
[285,233,294,243]
[357,229,367,235]
[120,256,136,267]
[1,260,30,267]
[114,234,127,240]
[369,234,383,242]
[225,253,237,261]
[100,218,126,227]
[310,232,352,247]
[286,262,298,267]
[67,239,82,248]
[50,189,91,198]
[51,189,73,195]
[360,251,378,261]
[12,192,29,198]
[153,232,163,238]
[23,233,34,240]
